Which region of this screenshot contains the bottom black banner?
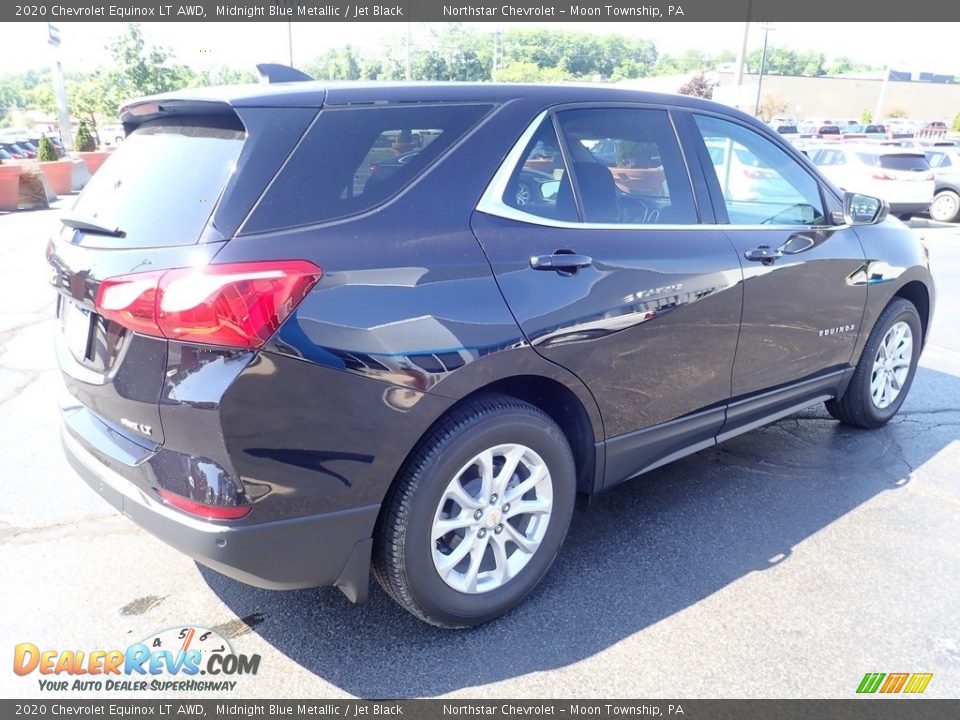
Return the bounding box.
[2,700,957,720]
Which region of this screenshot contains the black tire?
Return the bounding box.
[372,394,576,628]
[826,298,922,428]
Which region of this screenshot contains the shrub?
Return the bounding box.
[75,121,96,152]
[885,106,909,119]
[860,109,872,124]
[952,112,960,133]
[37,135,59,162]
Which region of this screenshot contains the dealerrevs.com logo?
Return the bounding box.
[13,626,261,692]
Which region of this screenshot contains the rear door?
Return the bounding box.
[49,106,315,451]
[472,106,744,484]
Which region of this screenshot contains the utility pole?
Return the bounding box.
[47,23,72,151]
[874,63,892,122]
[754,22,774,118]
[733,0,753,88]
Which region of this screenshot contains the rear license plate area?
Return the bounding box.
[60,297,93,362]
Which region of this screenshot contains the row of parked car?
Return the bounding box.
[759,118,959,223]
[0,134,66,161]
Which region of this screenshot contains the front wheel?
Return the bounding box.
[373,395,576,628]
[826,298,922,428]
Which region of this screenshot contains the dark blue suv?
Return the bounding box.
[49,76,934,627]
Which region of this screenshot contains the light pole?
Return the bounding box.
[754,22,774,118]
[47,23,72,151]
[287,21,293,66]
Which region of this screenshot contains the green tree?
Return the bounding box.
[105,24,195,106]
[36,134,58,162]
[75,121,96,152]
[860,108,873,124]
[951,112,960,132]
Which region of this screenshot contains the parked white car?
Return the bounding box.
[809,145,934,219]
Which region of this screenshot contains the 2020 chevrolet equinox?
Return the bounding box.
[50,73,934,627]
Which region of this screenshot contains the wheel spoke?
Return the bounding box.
[436,530,477,575]
[504,463,547,503]
[502,522,537,554]
[475,449,495,500]
[445,481,481,511]
[494,445,526,496]
[432,515,473,541]
[462,538,487,592]
[505,497,552,519]
[488,535,511,585]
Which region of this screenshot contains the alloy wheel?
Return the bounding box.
[431,443,553,594]
[871,321,913,409]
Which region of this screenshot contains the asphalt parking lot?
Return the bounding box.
[1,203,958,699]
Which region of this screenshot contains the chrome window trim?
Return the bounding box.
[476,107,835,233]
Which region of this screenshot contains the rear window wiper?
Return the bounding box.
[61,214,126,238]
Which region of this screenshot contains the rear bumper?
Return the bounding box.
[61,424,379,601]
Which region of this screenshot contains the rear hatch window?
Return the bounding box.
[878,154,930,172]
[69,116,245,248]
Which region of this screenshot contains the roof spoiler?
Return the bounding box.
[256,64,315,84]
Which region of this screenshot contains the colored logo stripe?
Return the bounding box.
[857,673,885,694]
[857,672,932,694]
[903,673,933,694]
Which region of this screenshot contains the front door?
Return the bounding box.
[685,112,868,412]
[471,106,744,484]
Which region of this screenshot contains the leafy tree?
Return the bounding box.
[758,93,789,122]
[748,47,825,76]
[75,121,96,152]
[885,106,909,119]
[951,112,960,132]
[860,108,873,124]
[36,135,58,162]
[678,73,714,99]
[105,24,195,106]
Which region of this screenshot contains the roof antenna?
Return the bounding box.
[256,64,314,84]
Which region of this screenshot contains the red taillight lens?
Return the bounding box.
[95,260,322,349]
[156,489,252,520]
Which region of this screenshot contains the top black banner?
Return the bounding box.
[5,0,959,23]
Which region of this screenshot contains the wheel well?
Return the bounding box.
[462,376,599,496]
[894,281,930,344]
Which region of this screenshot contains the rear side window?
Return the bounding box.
[70,116,245,248]
[244,104,492,233]
[554,107,698,224]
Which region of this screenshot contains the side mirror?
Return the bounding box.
[842,192,888,225]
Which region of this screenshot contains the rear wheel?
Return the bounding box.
[826,298,922,428]
[930,190,960,223]
[373,395,576,628]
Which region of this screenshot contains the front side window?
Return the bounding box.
[694,114,826,226]
[554,107,698,224]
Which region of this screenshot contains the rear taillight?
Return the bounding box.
[872,172,895,180]
[96,260,322,349]
[156,489,252,520]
